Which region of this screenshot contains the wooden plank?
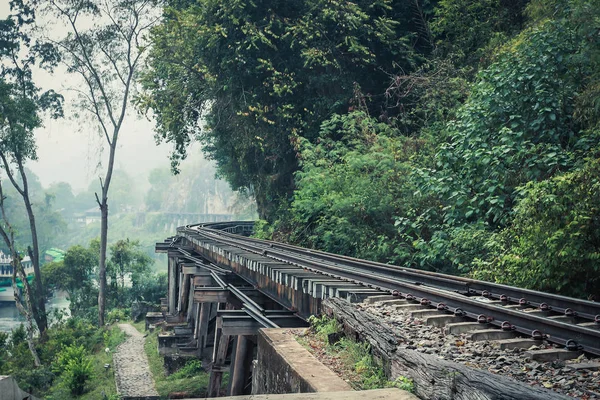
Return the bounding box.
[168,255,177,314]
[391,350,569,400]
[193,288,229,303]
[193,275,213,286]
[230,335,249,396]
[197,302,211,349]
[208,319,231,397]
[179,274,191,314]
[183,266,211,275]
[221,316,262,336]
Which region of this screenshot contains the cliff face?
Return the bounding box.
[158,173,232,214]
[145,159,235,215]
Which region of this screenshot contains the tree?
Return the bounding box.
[0,1,63,337]
[139,0,432,219]
[474,155,600,298]
[46,182,75,213]
[432,17,593,229]
[279,111,417,263]
[108,238,151,304]
[0,180,41,366]
[43,242,98,317]
[45,0,159,325]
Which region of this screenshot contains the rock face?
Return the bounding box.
[113,323,159,399]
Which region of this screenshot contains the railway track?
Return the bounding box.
[177,221,600,357]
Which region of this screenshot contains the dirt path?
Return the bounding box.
[113,323,159,398]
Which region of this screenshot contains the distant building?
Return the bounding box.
[0,251,34,302]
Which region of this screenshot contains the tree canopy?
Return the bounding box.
[142,0,600,298]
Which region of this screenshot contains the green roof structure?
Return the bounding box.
[45,248,66,263]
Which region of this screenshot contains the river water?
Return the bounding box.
[0,292,70,333]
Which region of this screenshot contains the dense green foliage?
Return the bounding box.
[52,344,94,395]
[43,239,167,321]
[139,0,433,217]
[143,0,600,298]
[0,316,124,398]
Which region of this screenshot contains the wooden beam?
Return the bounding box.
[178,274,190,314]
[230,335,249,396]
[168,255,177,314]
[208,316,231,397]
[220,315,263,336]
[197,302,211,350]
[217,310,307,332]
[194,288,229,303]
[155,241,171,253]
[193,275,214,286]
[268,315,309,328]
[186,287,196,322]
[183,266,211,275]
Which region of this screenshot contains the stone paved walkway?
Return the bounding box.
[113,323,159,398]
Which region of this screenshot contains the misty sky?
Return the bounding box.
[1,2,203,192]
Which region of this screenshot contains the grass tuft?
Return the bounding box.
[143,330,209,398]
[300,315,414,393]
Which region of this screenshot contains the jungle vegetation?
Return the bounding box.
[141,0,600,299]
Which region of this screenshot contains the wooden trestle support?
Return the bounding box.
[159,250,301,397]
[155,229,387,397]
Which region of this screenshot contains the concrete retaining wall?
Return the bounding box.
[252,328,352,395]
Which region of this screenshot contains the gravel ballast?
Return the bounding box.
[361,300,600,399]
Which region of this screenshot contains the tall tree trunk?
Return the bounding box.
[97,137,117,327]
[12,267,41,367]
[98,199,108,326]
[0,155,48,337]
[0,180,41,366]
[22,191,48,337]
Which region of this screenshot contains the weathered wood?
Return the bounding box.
[179,274,191,314]
[220,316,263,336]
[183,266,210,275]
[391,349,568,400]
[194,288,230,303]
[194,275,214,286]
[323,297,567,400]
[167,255,177,314]
[208,318,231,397]
[230,335,249,396]
[322,297,400,374]
[198,302,211,349]
[186,287,195,322]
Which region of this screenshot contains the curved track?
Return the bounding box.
[178,221,600,356]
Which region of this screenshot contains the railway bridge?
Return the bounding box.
[151,221,600,398]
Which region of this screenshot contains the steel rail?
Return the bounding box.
[185,222,600,322]
[177,248,230,274]
[181,224,600,356]
[207,268,285,329]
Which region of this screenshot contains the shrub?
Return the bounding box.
[387,376,414,393]
[307,315,340,340]
[106,308,129,324]
[168,359,203,380]
[104,327,127,351]
[53,344,94,396]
